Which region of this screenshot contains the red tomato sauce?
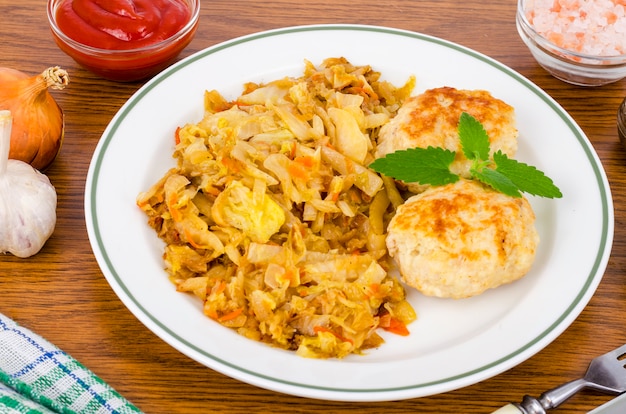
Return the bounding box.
[55,0,191,50]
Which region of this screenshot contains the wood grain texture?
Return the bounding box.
[1,0,625,413]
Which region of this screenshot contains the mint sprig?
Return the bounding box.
[370,112,562,199]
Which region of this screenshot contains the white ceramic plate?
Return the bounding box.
[85,25,613,402]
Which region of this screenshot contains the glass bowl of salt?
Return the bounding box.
[516,0,626,86]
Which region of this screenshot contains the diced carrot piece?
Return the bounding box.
[168,193,183,222]
[205,309,218,320]
[218,308,243,322]
[220,156,241,172]
[295,155,315,168]
[174,126,182,145]
[382,317,410,336]
[287,161,309,181]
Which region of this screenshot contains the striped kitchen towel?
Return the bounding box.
[0,313,143,414]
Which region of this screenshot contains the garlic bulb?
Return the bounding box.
[0,110,57,258]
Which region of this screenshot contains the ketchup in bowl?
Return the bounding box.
[47,0,199,82]
[55,0,191,50]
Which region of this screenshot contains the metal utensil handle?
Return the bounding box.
[538,378,590,409]
[491,379,590,414]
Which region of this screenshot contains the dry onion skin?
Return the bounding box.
[137,57,417,358]
[0,66,69,171]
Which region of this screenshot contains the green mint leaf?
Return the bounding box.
[459,112,490,161]
[369,146,459,186]
[471,165,522,198]
[493,151,563,198]
[369,113,562,200]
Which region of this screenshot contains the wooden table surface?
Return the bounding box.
[2,0,626,413]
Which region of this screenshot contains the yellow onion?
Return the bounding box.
[0,66,69,171]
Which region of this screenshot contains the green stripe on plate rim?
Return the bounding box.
[87,24,612,395]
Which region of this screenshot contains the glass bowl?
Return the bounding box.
[516,0,626,86]
[47,0,200,82]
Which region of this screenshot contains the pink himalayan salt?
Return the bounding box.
[525,0,626,56]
